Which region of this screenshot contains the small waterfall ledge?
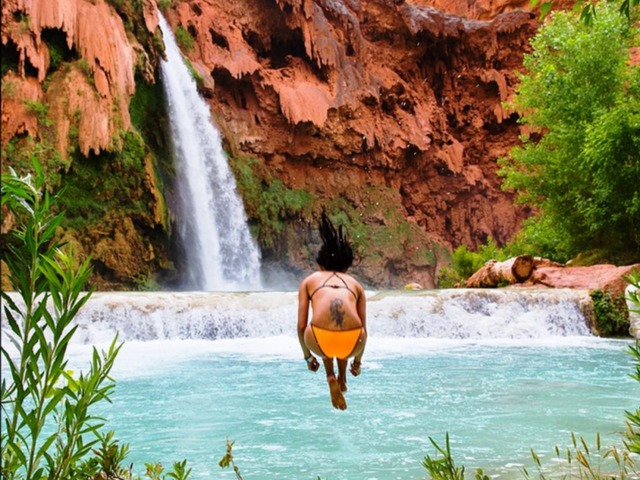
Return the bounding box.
[2,289,599,344]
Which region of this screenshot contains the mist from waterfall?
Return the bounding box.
[158,12,262,291]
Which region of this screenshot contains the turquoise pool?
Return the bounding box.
[82,337,638,480]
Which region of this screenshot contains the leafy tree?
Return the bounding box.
[499,4,640,262]
[533,0,640,23]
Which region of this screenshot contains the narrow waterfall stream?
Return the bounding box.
[158,13,262,291]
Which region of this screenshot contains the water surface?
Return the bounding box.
[5,289,638,479]
[76,336,637,480]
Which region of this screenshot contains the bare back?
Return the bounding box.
[299,271,365,331]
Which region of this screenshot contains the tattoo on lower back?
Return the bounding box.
[330,299,345,327]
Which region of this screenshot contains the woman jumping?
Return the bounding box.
[297,212,367,410]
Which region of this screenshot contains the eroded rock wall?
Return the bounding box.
[161,0,541,286]
[1,0,149,155]
[2,0,560,289]
[1,0,173,290]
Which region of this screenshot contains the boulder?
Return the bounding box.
[525,263,640,297]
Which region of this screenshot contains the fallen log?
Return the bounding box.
[465,255,534,288]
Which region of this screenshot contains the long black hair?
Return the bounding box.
[316,211,354,272]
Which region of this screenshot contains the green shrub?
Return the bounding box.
[231,156,315,249]
[438,238,506,288]
[498,3,640,262]
[590,289,630,337]
[182,56,204,88]
[57,129,154,229]
[422,433,474,480]
[23,99,52,127]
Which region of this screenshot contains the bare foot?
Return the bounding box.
[350,360,361,376]
[328,377,347,410]
[338,375,347,392]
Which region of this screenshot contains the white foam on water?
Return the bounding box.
[3,288,618,381]
[10,288,593,343]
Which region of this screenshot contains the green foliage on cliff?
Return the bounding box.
[174,26,195,53]
[323,188,438,270]
[499,3,640,263]
[57,131,149,229]
[231,156,315,249]
[1,104,68,193]
[129,78,172,167]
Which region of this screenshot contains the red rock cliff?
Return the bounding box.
[161,0,544,286]
[1,0,159,155]
[2,0,562,288]
[1,0,170,290]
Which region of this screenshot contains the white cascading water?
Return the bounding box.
[158,13,262,291]
[11,289,594,345]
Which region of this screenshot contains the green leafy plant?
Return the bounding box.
[625,342,640,455]
[624,270,640,454]
[1,164,192,480]
[1,164,121,479]
[218,438,244,480]
[144,460,191,480]
[422,434,465,480]
[532,0,639,24]
[422,433,489,480]
[77,430,132,478]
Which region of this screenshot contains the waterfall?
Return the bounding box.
[158,13,262,291]
[5,289,596,345]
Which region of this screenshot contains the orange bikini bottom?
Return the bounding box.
[311,325,362,360]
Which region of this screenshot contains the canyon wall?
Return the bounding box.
[163,0,544,287]
[2,0,556,289]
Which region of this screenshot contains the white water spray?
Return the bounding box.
[9,289,595,345]
[158,13,262,291]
